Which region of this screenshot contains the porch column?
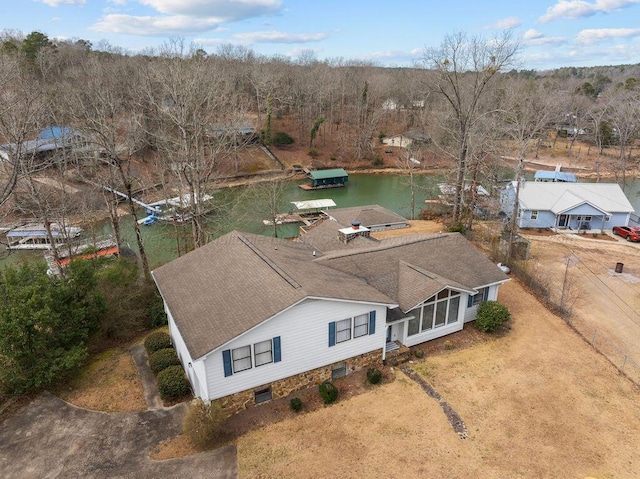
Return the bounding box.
[382,324,388,362]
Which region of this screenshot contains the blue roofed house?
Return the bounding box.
[500,181,634,231]
[152,228,509,413]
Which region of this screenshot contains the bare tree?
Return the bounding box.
[141,40,244,249]
[498,79,562,261]
[420,30,520,225]
[602,87,640,187]
[66,54,153,281]
[0,53,46,209]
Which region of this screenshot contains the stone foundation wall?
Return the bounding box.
[219,350,382,415]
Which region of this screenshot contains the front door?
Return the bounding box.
[558,215,568,228]
[386,325,392,343]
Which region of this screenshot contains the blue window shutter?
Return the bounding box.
[222,349,233,377]
[483,287,489,301]
[328,321,336,347]
[273,336,281,363]
[467,294,473,308]
[369,311,376,335]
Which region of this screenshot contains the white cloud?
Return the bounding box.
[91,14,221,35]
[39,0,85,5]
[487,16,521,29]
[576,27,640,43]
[523,29,567,45]
[138,0,282,20]
[539,0,640,23]
[524,29,544,41]
[232,31,327,44]
[92,0,283,36]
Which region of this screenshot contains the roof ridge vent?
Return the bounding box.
[237,234,301,289]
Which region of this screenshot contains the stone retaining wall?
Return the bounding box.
[219,350,381,415]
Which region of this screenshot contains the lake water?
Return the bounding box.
[3,172,639,270]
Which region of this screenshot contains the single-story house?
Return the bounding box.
[500,181,634,230]
[152,228,509,411]
[534,170,577,183]
[325,205,408,231]
[382,130,431,149]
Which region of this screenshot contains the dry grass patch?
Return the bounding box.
[236,281,640,478]
[56,348,147,412]
[150,433,197,460]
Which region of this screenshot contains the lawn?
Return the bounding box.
[56,347,147,413]
[237,280,640,478]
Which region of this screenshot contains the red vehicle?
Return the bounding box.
[612,225,640,242]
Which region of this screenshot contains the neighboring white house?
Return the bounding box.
[152,228,509,410]
[500,181,634,230]
[382,130,431,148]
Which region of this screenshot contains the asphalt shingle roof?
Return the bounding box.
[153,230,508,360]
[326,205,407,229]
[518,182,634,214]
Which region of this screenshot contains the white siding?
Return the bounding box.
[167,307,208,400]
[403,321,464,346]
[463,285,501,323]
[202,299,387,401]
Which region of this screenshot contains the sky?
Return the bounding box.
[2,0,640,70]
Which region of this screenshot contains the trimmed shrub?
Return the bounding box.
[289,397,303,412]
[157,365,189,400]
[475,300,511,333]
[412,348,424,359]
[273,131,294,146]
[183,399,227,448]
[366,367,382,385]
[319,381,339,404]
[144,331,171,355]
[149,347,180,374]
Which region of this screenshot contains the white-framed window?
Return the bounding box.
[329,312,375,346]
[584,215,592,221]
[336,318,352,343]
[254,339,273,367]
[531,210,538,220]
[232,345,252,373]
[224,337,281,376]
[472,287,488,306]
[353,313,369,338]
[407,289,461,336]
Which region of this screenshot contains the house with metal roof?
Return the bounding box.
[300,168,348,190]
[534,170,577,183]
[152,229,509,410]
[500,181,634,231]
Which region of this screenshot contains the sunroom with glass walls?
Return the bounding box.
[403,289,465,346]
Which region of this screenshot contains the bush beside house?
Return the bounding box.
[475,300,511,333]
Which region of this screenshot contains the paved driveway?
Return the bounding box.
[0,393,237,479]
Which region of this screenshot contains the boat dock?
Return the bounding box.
[263,199,336,226]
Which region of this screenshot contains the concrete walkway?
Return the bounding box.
[130,344,163,409]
